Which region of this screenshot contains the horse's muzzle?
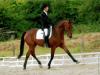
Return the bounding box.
[69,35,72,38]
[67,32,72,39]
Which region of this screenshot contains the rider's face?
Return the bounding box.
[44,6,49,12]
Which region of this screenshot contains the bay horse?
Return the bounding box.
[18,20,79,69]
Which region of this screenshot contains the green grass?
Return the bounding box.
[0,32,100,57]
[0,47,65,57]
[73,24,100,33]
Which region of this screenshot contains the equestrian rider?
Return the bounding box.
[40,4,53,47]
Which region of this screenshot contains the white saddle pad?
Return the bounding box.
[36,26,52,39]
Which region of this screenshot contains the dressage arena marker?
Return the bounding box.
[0,52,100,68]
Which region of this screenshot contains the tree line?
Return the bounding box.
[0,0,100,37]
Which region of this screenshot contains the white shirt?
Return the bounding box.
[43,10,48,15]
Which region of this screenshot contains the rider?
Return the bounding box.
[40,3,53,47]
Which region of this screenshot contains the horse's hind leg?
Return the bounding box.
[23,50,30,70]
[60,45,79,63]
[30,47,42,68]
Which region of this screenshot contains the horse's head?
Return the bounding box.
[64,20,72,38]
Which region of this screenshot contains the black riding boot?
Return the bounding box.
[44,36,50,48]
[44,27,50,48]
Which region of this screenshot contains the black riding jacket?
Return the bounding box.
[40,12,52,29]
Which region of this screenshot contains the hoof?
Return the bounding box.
[75,60,80,64]
[48,66,51,69]
[39,65,43,68]
[23,67,26,70]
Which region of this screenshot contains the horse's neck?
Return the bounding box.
[53,26,64,40]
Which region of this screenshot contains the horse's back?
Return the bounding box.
[26,28,37,36]
[24,28,38,44]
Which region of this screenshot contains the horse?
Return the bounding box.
[18,20,79,70]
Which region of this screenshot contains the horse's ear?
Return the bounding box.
[69,20,71,23]
[68,20,72,24]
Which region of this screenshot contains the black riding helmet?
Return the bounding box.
[41,3,49,10]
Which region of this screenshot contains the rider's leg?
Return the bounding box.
[45,27,50,47]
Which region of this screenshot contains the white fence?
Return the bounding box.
[0,52,100,67]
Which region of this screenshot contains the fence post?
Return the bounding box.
[10,34,16,56]
[79,28,85,64]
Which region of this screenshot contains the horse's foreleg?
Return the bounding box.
[23,51,30,70]
[30,47,42,68]
[65,49,78,63]
[60,45,79,63]
[48,47,56,69]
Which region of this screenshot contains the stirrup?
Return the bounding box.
[44,42,50,48]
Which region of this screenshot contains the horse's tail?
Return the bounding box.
[18,32,26,59]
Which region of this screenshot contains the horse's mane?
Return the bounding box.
[52,20,69,36]
[55,20,69,28]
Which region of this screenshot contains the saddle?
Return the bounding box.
[36,26,52,39]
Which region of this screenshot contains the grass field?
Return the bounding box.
[0,32,100,57]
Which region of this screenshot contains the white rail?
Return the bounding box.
[0,52,100,67]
